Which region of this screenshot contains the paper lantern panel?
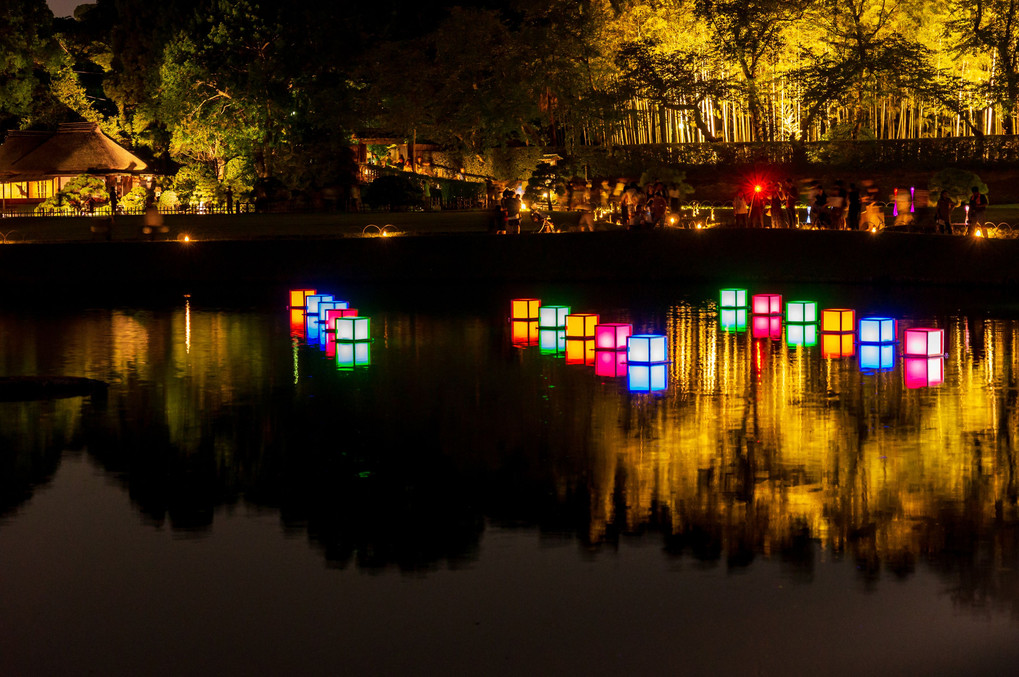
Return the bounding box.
[786,300,817,323]
[565,313,599,339]
[289,289,316,308]
[821,309,855,333]
[905,357,945,389]
[859,316,896,343]
[752,293,782,315]
[720,288,748,309]
[539,305,570,329]
[336,316,370,341]
[628,363,668,392]
[904,328,944,357]
[627,334,667,363]
[594,350,628,378]
[511,298,541,320]
[304,294,334,315]
[594,323,632,350]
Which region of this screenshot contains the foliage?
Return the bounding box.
[173,163,221,208]
[121,186,148,211]
[157,190,180,210]
[362,175,424,209]
[523,162,567,209]
[35,174,109,214]
[929,168,988,205]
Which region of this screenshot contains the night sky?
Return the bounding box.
[47,0,77,17]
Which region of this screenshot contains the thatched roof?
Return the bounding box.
[0,122,148,181]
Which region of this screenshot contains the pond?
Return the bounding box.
[2,284,1018,675]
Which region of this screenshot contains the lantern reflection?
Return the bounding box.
[752,314,782,340]
[628,363,668,392]
[511,320,539,346]
[859,343,896,371]
[720,309,748,332]
[821,332,855,358]
[539,329,566,355]
[786,323,818,347]
[594,350,628,377]
[904,356,945,388]
[290,309,305,338]
[336,341,371,370]
[565,338,596,365]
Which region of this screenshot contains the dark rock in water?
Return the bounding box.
[0,376,108,401]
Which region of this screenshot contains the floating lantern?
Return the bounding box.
[304,294,336,316]
[904,357,944,389]
[289,289,316,309]
[903,327,945,357]
[565,338,596,365]
[627,334,667,364]
[335,316,370,341]
[752,294,782,315]
[336,341,371,370]
[786,323,818,347]
[324,309,354,332]
[859,316,896,343]
[511,298,541,320]
[539,305,570,329]
[786,300,817,323]
[821,309,855,333]
[539,329,566,355]
[594,323,632,351]
[565,313,599,339]
[720,288,748,309]
[317,301,346,326]
[720,309,748,332]
[752,314,782,340]
[859,343,896,371]
[511,320,539,346]
[628,363,668,392]
[821,332,855,358]
[594,350,628,378]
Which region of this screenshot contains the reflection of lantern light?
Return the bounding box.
[336,316,370,341]
[785,300,817,323]
[565,313,599,338]
[859,317,896,343]
[538,305,570,329]
[324,333,336,358]
[720,309,748,331]
[903,327,944,356]
[821,308,855,333]
[594,349,628,377]
[290,309,305,338]
[628,363,668,392]
[752,293,782,315]
[627,334,667,363]
[904,357,944,388]
[290,289,316,308]
[786,323,818,347]
[565,338,596,365]
[595,323,632,350]
[511,298,541,320]
[821,332,855,357]
[720,288,748,308]
[859,343,895,371]
[539,329,566,355]
[336,341,371,370]
[511,320,539,346]
[752,314,782,339]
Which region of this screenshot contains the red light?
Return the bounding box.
[755,185,762,192]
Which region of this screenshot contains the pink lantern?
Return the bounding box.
[905,357,944,389]
[594,349,628,377]
[752,314,782,340]
[594,323,632,351]
[903,328,944,357]
[324,308,358,332]
[752,293,782,315]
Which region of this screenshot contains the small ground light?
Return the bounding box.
[975,228,984,237]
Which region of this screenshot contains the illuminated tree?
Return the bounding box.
[949,0,1019,134]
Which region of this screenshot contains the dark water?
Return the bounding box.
[2,286,1019,675]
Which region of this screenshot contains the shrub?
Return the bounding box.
[929,168,988,206]
[35,174,108,214]
[362,174,423,209]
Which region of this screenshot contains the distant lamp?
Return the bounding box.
[752,314,782,340]
[565,338,596,365]
[511,298,541,321]
[594,350,628,378]
[752,293,782,315]
[594,323,632,351]
[289,289,316,309]
[786,323,818,347]
[903,328,944,357]
[859,316,896,343]
[859,343,896,371]
[628,363,668,392]
[539,305,570,329]
[627,334,667,364]
[821,309,855,333]
[720,309,748,332]
[821,332,855,358]
[565,313,599,339]
[904,357,944,388]
[336,316,370,341]
[785,300,817,323]
[720,288,748,309]
[511,320,539,346]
